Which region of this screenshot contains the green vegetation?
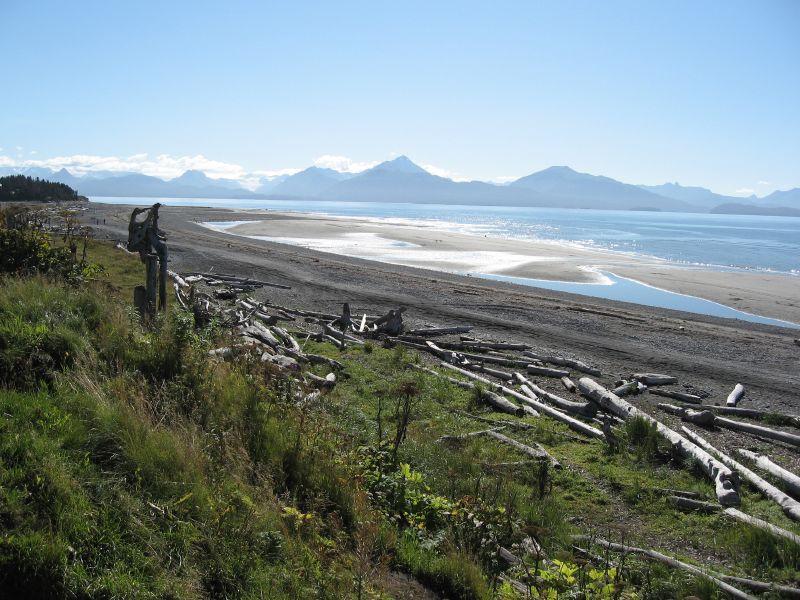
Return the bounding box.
[1,213,798,598]
[0,174,82,203]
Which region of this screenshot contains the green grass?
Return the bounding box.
[302,337,800,589]
[1,238,798,598]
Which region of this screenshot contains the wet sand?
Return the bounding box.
[220,213,800,324]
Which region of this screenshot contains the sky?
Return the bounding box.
[1,0,798,195]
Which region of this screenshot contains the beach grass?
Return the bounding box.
[0,238,797,598]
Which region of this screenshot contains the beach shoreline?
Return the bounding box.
[82,202,800,416]
[201,211,800,325]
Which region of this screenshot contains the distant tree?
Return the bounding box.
[0,175,81,203]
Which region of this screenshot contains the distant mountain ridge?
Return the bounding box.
[637,182,747,209]
[1,159,797,214]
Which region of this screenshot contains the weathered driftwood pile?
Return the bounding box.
[167,270,799,598]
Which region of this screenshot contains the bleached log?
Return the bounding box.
[240,324,280,349]
[482,390,525,417]
[187,272,291,289]
[306,372,336,390]
[662,405,800,448]
[515,373,597,417]
[173,283,189,310]
[736,450,800,500]
[612,380,646,397]
[167,269,189,288]
[649,388,702,404]
[279,347,309,365]
[526,364,570,378]
[406,326,472,337]
[464,362,513,381]
[578,378,740,506]
[668,495,720,513]
[723,507,800,546]
[726,383,746,407]
[413,365,537,416]
[442,363,604,439]
[261,353,300,371]
[304,353,344,371]
[656,488,701,499]
[667,496,800,546]
[689,405,800,428]
[572,536,753,600]
[523,351,601,376]
[461,340,529,351]
[454,409,535,431]
[657,403,717,426]
[681,426,800,521]
[560,376,576,393]
[483,430,561,468]
[632,373,678,386]
[717,576,800,599]
[358,313,367,332]
[271,326,301,351]
[453,351,529,368]
[322,334,346,349]
[322,323,364,344]
[714,416,800,447]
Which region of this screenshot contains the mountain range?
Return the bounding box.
[2,157,797,215]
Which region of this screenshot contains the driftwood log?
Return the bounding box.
[453,409,535,431]
[406,326,472,337]
[659,404,800,448]
[612,380,646,397]
[681,426,800,521]
[526,363,571,378]
[726,383,746,407]
[463,362,513,381]
[437,428,559,468]
[572,536,754,599]
[736,449,800,499]
[684,405,800,428]
[482,430,561,468]
[441,363,604,439]
[514,373,597,418]
[648,388,702,404]
[522,351,601,376]
[413,364,535,417]
[723,507,800,547]
[577,378,740,506]
[631,373,678,386]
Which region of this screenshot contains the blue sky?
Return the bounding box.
[1,0,798,195]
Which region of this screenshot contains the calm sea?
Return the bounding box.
[92,196,800,275]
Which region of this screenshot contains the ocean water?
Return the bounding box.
[91,196,800,328]
[92,196,800,274]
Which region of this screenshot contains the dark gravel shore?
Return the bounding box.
[86,202,800,469]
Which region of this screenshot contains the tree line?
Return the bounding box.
[0,174,82,203]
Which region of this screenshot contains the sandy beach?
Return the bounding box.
[217,212,800,325]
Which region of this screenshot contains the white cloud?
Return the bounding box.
[735,187,756,196]
[0,150,517,188]
[757,180,771,186]
[313,154,378,173]
[0,152,251,181]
